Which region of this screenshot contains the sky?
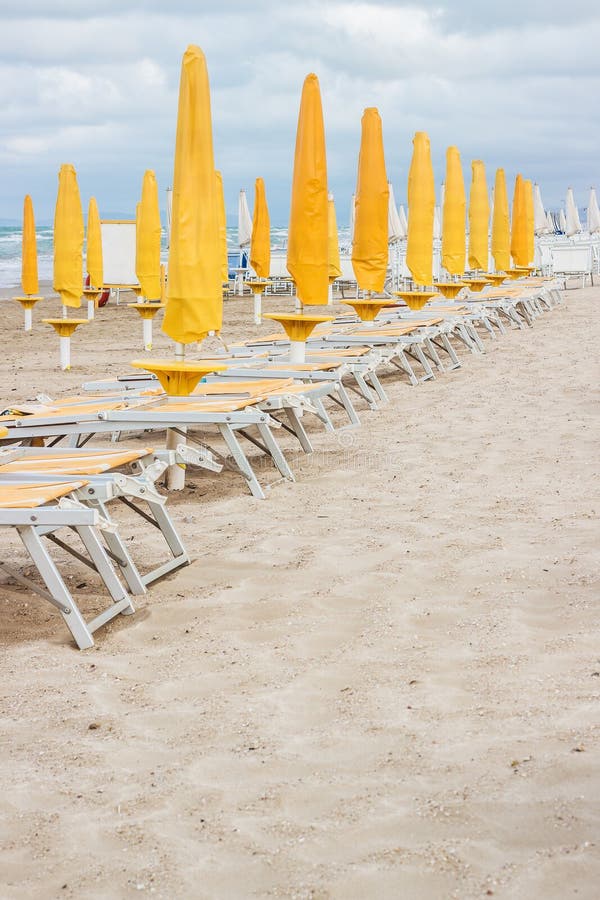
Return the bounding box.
[1,0,599,224]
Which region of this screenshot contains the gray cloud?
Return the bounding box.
[1,0,599,223]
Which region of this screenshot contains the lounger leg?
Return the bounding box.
[335,383,361,427]
[256,423,295,481]
[218,425,266,499]
[465,325,485,353]
[366,370,388,403]
[285,407,314,453]
[455,323,477,350]
[438,334,461,369]
[75,525,134,613]
[424,337,445,371]
[503,306,524,329]
[87,500,147,596]
[481,317,496,339]
[390,350,419,386]
[491,311,506,335]
[410,344,435,380]
[140,500,190,584]
[517,303,534,327]
[313,398,336,433]
[353,371,379,409]
[18,526,95,650]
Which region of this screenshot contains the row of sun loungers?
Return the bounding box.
[0,278,564,649]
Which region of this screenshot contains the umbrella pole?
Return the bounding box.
[167,341,186,490]
[289,340,306,364]
[60,337,71,370]
[254,291,262,325]
[143,319,153,351]
[87,299,95,320]
[24,308,33,331]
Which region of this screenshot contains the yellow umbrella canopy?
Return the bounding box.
[441,146,466,276]
[163,45,222,345]
[22,194,39,296]
[468,160,490,271]
[328,192,342,281]
[406,131,435,286]
[524,178,535,265]
[286,73,329,305]
[511,173,528,267]
[491,168,511,272]
[250,177,271,279]
[135,170,161,300]
[86,196,103,290]
[53,163,84,308]
[215,170,229,284]
[351,107,389,292]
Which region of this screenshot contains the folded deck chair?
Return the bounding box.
[0,480,134,649]
[0,446,190,592]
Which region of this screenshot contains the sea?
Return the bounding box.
[0,224,352,289]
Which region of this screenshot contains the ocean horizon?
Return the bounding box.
[0,224,353,289]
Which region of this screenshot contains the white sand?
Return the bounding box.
[0,283,599,898]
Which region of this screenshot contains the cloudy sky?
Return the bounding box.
[1,0,599,223]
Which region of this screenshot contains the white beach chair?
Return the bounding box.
[0,446,190,593]
[0,480,134,649]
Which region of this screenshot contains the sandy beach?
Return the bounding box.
[0,282,599,899]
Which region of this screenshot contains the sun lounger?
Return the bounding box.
[0,479,134,649]
[0,396,294,500]
[0,445,189,592]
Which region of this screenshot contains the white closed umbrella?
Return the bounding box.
[586,187,600,234]
[565,188,582,236]
[398,204,408,239]
[388,182,403,244]
[238,189,252,248]
[433,205,441,240]
[349,193,356,246]
[533,183,549,235]
[546,211,556,234]
[559,209,567,233]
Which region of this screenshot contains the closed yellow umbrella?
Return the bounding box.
[286,73,329,306]
[163,45,222,345]
[86,197,103,290]
[406,132,435,286]
[45,164,88,368]
[491,168,511,271]
[250,177,271,278]
[247,176,271,325]
[351,107,389,293]
[14,195,42,331]
[136,170,161,300]
[511,174,528,267]
[53,163,84,309]
[22,194,39,296]
[468,160,490,271]
[215,170,229,285]
[524,178,535,266]
[441,146,466,276]
[328,192,342,282]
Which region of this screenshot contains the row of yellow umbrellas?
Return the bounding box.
[20,44,538,371]
[350,125,536,290]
